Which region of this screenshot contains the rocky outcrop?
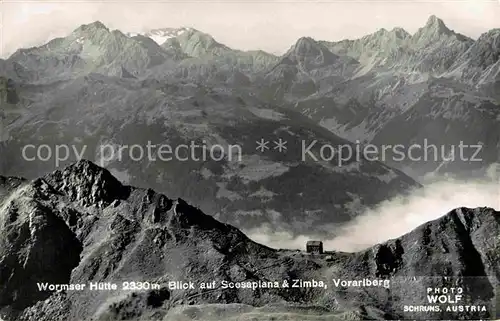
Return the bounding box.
[42,160,129,208]
[0,161,497,320]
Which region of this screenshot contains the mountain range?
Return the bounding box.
[0,160,498,321]
[0,15,498,236]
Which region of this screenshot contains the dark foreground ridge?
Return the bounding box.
[0,160,498,321]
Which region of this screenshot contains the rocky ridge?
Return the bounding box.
[0,160,498,321]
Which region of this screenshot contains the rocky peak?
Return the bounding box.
[363,27,410,45]
[175,28,230,57]
[449,28,500,75]
[293,37,322,52]
[73,21,109,34]
[372,28,390,38]
[284,37,339,67]
[474,29,500,57]
[424,15,451,35]
[41,159,129,207]
[411,15,468,47]
[68,20,120,51]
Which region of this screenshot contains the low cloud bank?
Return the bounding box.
[246,165,499,252]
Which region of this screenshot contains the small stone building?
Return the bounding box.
[306,241,323,254]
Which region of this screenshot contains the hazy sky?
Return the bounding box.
[0,0,499,57]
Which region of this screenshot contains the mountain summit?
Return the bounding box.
[423,15,452,35]
[73,21,109,33]
[411,15,471,47]
[283,36,341,68]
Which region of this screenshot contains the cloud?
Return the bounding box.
[245,164,500,252]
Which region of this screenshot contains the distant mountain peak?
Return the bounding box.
[74,21,109,33]
[358,27,410,44]
[424,15,451,34]
[375,27,410,39]
[390,27,411,39]
[71,20,113,44]
[410,15,468,47]
[288,37,322,56]
[294,36,319,48]
[291,36,339,56]
[281,36,342,69]
[173,28,230,57]
[450,27,500,72]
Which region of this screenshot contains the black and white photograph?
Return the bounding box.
[0,0,499,320]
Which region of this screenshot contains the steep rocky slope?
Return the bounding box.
[0,160,497,321]
[321,15,474,76]
[261,37,358,101]
[448,28,500,85]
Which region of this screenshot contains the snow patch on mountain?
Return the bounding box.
[74,36,85,44]
[127,27,192,45]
